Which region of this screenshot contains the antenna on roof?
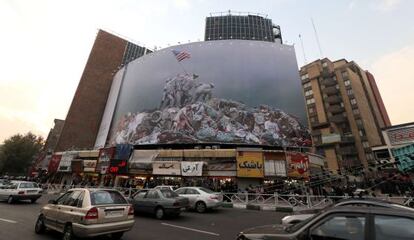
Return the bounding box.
[299,34,308,64]
[311,18,323,57]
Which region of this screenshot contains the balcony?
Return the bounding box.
[327,95,342,104]
[328,105,345,114]
[321,69,334,78]
[338,146,358,155]
[321,78,337,87]
[323,86,339,95]
[311,121,330,129]
[329,114,347,123]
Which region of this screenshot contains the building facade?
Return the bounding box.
[204,11,282,43]
[299,58,390,173]
[55,30,151,152]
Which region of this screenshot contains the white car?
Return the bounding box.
[154,185,178,191]
[175,187,223,213]
[0,181,42,204]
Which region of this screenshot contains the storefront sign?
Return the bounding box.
[387,126,414,146]
[181,162,203,176]
[48,154,62,173]
[152,161,181,175]
[97,147,115,174]
[129,150,159,170]
[108,159,128,175]
[264,160,287,177]
[83,160,97,172]
[58,152,76,172]
[237,151,264,178]
[286,152,309,179]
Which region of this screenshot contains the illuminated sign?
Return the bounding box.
[108,159,128,175]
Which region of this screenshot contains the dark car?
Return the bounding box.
[130,189,189,219]
[237,206,414,240]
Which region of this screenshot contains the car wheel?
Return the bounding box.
[111,232,124,240]
[62,224,74,240]
[155,207,165,219]
[7,196,14,204]
[195,201,206,213]
[35,215,46,234]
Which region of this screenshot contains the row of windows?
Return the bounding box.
[306,98,315,105]
[303,81,311,88]
[305,89,313,96]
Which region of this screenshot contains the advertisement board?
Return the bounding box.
[97,147,115,174]
[48,154,62,173]
[104,40,310,147]
[181,162,203,176]
[237,150,264,178]
[108,159,128,175]
[286,152,309,179]
[83,160,97,172]
[387,125,414,146]
[153,161,181,175]
[58,152,76,172]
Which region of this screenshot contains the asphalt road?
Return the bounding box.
[0,194,288,240]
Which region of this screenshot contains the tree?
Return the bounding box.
[0,132,44,176]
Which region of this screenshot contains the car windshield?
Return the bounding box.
[199,187,214,193]
[19,182,38,188]
[90,190,127,205]
[161,189,179,198]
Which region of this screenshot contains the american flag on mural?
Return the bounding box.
[172,49,191,62]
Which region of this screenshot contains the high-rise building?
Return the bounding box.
[55,30,151,152]
[204,11,282,43]
[299,58,390,172]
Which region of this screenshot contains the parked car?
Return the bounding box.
[0,181,42,204]
[175,187,223,213]
[238,206,414,240]
[34,188,134,240]
[154,185,178,191]
[0,178,10,187]
[129,188,189,219]
[281,198,414,225]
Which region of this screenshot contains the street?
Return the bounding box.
[0,194,288,240]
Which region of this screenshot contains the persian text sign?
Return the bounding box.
[387,126,414,146]
[83,160,97,172]
[237,151,264,178]
[286,152,309,179]
[181,162,203,176]
[153,162,181,175]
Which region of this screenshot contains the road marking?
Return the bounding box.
[161,223,220,236]
[0,218,17,224]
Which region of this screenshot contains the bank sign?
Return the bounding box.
[237,151,264,178]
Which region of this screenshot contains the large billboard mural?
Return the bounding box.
[102,40,310,147]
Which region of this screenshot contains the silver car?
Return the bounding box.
[35,188,134,240]
[0,181,42,204]
[281,198,414,225]
[175,187,223,213]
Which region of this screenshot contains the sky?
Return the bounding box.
[0,0,413,143]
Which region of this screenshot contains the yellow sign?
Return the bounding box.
[237,151,264,178]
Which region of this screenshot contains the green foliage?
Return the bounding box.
[0,132,44,176]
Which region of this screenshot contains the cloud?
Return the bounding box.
[371,42,414,125]
[376,0,402,11]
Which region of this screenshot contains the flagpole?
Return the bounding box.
[178,61,188,75]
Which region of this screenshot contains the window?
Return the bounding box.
[340,102,344,107]
[134,191,148,200]
[186,189,200,195]
[305,89,313,96]
[303,82,312,88]
[350,98,357,105]
[366,153,374,161]
[342,71,349,79]
[90,190,127,205]
[375,215,414,240]
[175,188,186,194]
[308,107,315,114]
[335,84,340,89]
[356,119,363,126]
[56,192,72,205]
[160,190,179,198]
[353,108,360,115]
[301,73,309,80]
[362,141,370,148]
[146,190,160,199]
[344,80,351,86]
[64,190,83,207]
[359,129,366,137]
[310,117,317,123]
[19,182,38,188]
[310,215,365,240]
[307,98,315,105]
[347,89,354,95]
